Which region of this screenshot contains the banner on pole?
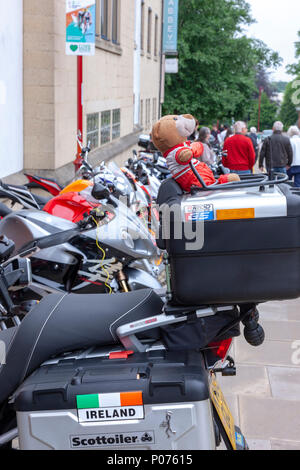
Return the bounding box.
[66,0,96,55]
[163,0,179,54]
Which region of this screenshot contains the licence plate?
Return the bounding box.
[209,374,236,450]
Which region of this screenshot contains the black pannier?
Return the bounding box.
[157,179,300,306]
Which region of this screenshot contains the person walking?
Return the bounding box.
[222,121,255,175]
[211,123,219,145]
[259,121,293,174]
[248,127,259,162]
[218,124,230,147]
[197,127,216,165]
[287,126,300,187]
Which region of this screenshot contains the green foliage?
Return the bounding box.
[287,31,300,76]
[163,0,281,124]
[272,81,288,93]
[279,79,299,129]
[249,92,278,131]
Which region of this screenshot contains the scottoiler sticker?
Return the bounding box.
[184,204,214,221]
[76,391,144,423]
[70,431,155,448]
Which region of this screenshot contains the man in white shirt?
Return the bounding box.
[288,126,300,187]
[218,124,230,146]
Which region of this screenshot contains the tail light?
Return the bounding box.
[208,338,233,361]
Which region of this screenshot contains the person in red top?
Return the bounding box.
[222,121,256,175]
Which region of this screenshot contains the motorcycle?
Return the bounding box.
[0,183,162,300]
[0,221,250,450]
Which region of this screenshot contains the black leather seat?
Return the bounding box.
[0,289,163,404]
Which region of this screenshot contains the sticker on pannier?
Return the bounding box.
[184,204,214,221]
[76,391,144,423]
[70,431,155,448]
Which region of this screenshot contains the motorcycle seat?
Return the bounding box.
[0,289,163,404]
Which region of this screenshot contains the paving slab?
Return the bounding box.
[259,301,300,322]
[262,320,300,342]
[267,366,300,401]
[246,439,272,450]
[235,338,298,368]
[218,364,271,397]
[270,439,300,450]
[239,396,300,441]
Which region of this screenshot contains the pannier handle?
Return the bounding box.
[189,161,288,192]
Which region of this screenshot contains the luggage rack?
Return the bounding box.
[189,162,289,193]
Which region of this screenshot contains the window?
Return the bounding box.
[141,1,144,52]
[87,113,99,149]
[147,8,152,54]
[101,0,109,39]
[112,109,121,140]
[140,99,144,126]
[154,15,158,57]
[112,0,119,44]
[146,98,151,127]
[152,98,157,123]
[101,110,111,144]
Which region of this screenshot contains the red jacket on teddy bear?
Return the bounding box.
[152,115,239,193]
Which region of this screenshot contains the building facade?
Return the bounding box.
[1,0,163,183]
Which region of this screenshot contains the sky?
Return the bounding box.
[246,0,299,82]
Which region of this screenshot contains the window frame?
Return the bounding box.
[111,0,120,45]
[147,7,152,55]
[101,110,112,145]
[87,113,100,150]
[101,0,109,40]
[154,14,158,57]
[141,1,145,52]
[112,108,121,140]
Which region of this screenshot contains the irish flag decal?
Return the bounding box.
[76,392,144,422]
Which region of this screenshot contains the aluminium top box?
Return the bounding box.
[14,349,216,450]
[157,180,300,306]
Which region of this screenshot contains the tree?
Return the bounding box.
[254,66,276,99]
[287,30,300,76]
[279,79,299,129]
[272,81,288,94]
[249,92,278,130]
[163,0,281,124]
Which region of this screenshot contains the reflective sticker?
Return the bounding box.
[184,204,214,221]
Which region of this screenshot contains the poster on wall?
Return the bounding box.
[66,0,96,55]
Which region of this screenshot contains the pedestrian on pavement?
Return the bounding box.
[287,126,300,187]
[259,121,293,174]
[218,124,230,147]
[224,127,233,142]
[222,121,256,175]
[211,123,219,146]
[248,127,259,162]
[197,127,216,165]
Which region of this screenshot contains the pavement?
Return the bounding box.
[219,298,300,450]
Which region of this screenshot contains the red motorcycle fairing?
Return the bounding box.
[25,174,62,196]
[43,192,98,223]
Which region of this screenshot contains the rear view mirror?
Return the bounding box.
[92,183,110,201]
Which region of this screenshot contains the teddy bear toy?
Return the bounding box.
[151,114,240,192]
